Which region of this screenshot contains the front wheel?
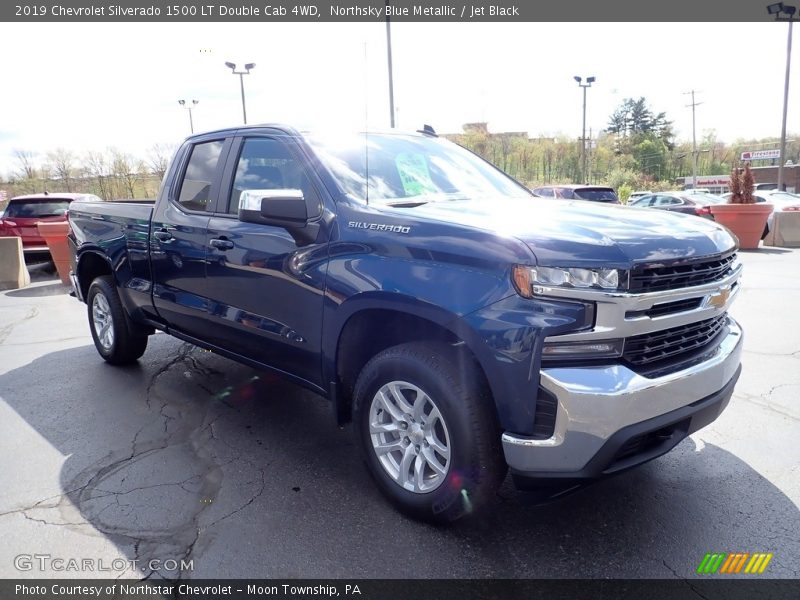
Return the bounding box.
[353,341,506,523]
[87,276,148,365]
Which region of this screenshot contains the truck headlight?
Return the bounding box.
[512,265,622,298]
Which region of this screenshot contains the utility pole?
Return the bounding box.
[778,10,794,190]
[685,90,703,189]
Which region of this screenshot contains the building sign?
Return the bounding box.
[684,176,731,186]
[741,149,781,161]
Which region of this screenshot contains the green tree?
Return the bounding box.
[606,97,675,155]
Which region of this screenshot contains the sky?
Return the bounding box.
[0,21,797,176]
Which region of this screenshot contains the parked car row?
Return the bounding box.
[528,183,800,243]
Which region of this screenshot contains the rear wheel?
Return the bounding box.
[353,341,505,523]
[87,276,148,365]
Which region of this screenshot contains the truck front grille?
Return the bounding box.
[623,314,728,367]
[629,252,737,293]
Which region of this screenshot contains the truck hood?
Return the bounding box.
[395,197,737,267]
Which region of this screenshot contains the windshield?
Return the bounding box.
[573,188,618,202]
[307,133,532,205]
[3,199,70,218]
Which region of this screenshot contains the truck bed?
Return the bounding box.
[69,200,154,239]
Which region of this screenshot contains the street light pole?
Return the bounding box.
[178,99,199,134]
[574,76,595,184]
[768,3,796,190]
[386,0,396,128]
[225,61,256,124]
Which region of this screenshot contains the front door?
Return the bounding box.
[204,133,329,386]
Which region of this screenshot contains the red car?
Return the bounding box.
[0,193,100,257]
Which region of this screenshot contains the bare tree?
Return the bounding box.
[146,143,175,180]
[110,148,143,199]
[13,149,38,193]
[84,150,112,200]
[47,148,76,192]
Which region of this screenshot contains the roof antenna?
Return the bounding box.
[417,124,437,137]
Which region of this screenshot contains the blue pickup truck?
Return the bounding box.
[68,125,743,522]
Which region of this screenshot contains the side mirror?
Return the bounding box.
[238,189,308,227]
[238,188,320,246]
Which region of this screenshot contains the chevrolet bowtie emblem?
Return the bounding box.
[707,286,731,309]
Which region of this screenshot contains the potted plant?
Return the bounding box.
[709,163,772,249]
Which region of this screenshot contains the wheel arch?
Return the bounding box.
[327,295,497,426]
[75,250,114,303]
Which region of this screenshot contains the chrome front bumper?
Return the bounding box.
[502,316,743,475]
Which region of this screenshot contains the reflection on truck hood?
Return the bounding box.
[393,197,737,267]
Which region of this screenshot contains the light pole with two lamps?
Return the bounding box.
[177,99,199,134]
[225,61,256,124]
[767,1,796,191]
[574,75,595,184]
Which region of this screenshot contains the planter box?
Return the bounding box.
[36,221,71,284]
[709,203,773,250]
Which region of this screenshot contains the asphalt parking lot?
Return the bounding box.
[0,252,798,580]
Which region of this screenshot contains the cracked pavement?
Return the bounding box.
[0,253,798,580]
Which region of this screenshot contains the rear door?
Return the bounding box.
[202,132,329,386]
[150,135,233,336]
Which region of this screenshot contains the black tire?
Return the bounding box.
[353,341,506,523]
[86,275,148,365]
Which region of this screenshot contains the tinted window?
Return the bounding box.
[573,188,619,202]
[177,140,225,211]
[4,199,70,218]
[533,187,554,197]
[655,195,682,206]
[228,137,321,216]
[629,196,653,207]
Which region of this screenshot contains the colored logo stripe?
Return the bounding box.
[745,553,773,574]
[697,553,725,574]
[697,553,773,574]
